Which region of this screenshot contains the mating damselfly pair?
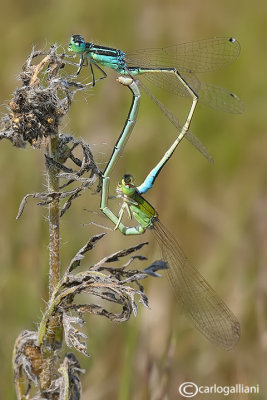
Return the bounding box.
[68,34,242,349]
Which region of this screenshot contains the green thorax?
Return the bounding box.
[130,191,158,228]
[117,174,158,229]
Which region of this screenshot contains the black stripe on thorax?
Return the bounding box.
[90,45,123,57]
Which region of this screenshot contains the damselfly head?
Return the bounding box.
[122,174,136,187]
[117,174,136,196]
[68,35,86,53]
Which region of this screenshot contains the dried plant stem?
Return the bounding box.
[47,136,61,297]
[41,136,63,390]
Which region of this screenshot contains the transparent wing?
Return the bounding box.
[196,81,244,113]
[153,219,240,349]
[138,79,214,163]
[125,37,241,73]
[140,72,244,113]
[141,71,200,97]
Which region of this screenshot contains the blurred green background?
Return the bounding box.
[0,0,266,399]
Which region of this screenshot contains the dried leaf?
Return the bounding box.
[93,241,149,270]
[144,260,168,277]
[66,233,106,273]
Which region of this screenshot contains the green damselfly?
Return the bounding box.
[100,77,240,349]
